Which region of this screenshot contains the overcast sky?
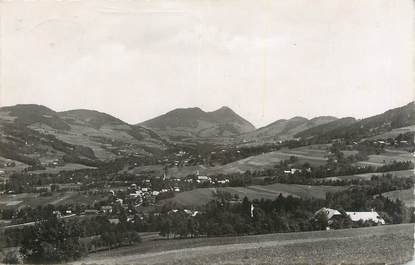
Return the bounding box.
[1,0,413,128]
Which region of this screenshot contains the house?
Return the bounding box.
[283,168,300,174]
[197,176,211,183]
[183,209,199,216]
[315,207,385,226]
[101,205,113,214]
[174,187,180,192]
[152,191,160,196]
[84,209,99,215]
[109,218,120,224]
[52,210,62,218]
[315,207,342,219]
[345,211,385,224]
[217,179,229,185]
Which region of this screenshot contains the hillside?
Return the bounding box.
[80,224,413,265]
[140,106,255,139]
[296,102,415,141]
[0,104,166,166]
[295,117,356,139]
[240,116,337,143]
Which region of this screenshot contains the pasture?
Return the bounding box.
[29,163,96,174]
[324,169,414,181]
[164,184,347,207]
[78,224,414,265]
[355,149,413,168]
[0,191,109,210]
[130,145,330,178]
[382,188,414,207]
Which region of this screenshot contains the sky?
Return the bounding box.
[0,0,413,128]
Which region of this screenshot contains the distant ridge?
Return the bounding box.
[295,102,415,140]
[240,115,338,142]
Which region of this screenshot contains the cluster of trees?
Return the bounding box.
[326,188,412,224]
[133,187,414,239]
[3,214,142,264]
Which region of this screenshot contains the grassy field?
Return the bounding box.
[78,224,414,265]
[130,145,330,178]
[370,125,415,140]
[355,149,413,168]
[131,145,411,179]
[0,191,109,210]
[29,163,96,174]
[382,188,414,207]
[324,169,414,181]
[164,184,348,207]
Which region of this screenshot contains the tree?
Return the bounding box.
[313,211,329,230]
[20,215,84,263]
[3,250,21,264]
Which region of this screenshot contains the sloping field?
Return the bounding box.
[165,184,348,207]
[370,125,415,139]
[248,183,347,199]
[0,192,108,210]
[29,163,96,174]
[382,188,414,207]
[356,150,413,168]
[78,224,414,265]
[131,145,330,178]
[324,169,414,181]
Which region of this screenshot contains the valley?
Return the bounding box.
[0,102,414,264]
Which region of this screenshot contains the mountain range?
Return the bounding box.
[0,105,166,165]
[239,116,338,143]
[0,102,413,166]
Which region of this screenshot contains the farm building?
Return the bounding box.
[345,211,385,224]
[315,208,385,225]
[315,207,342,219]
[101,205,113,214]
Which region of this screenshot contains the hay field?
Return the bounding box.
[324,169,414,181]
[78,224,414,265]
[382,188,414,207]
[165,184,347,207]
[131,146,330,178]
[0,191,108,210]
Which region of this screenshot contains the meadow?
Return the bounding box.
[78,223,414,265]
[164,183,348,207]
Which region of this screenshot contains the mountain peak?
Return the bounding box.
[141,106,255,138]
[215,106,233,112]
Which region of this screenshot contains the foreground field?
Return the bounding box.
[164,184,348,207]
[78,224,414,265]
